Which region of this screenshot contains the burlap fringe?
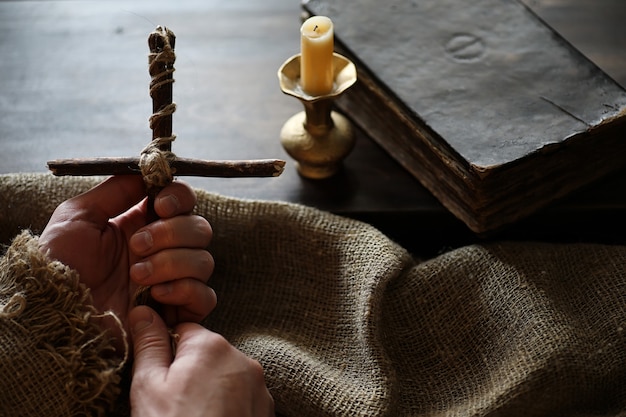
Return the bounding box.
[0,231,124,417]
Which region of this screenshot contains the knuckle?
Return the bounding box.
[201,331,232,355]
[200,251,215,276]
[248,358,266,380]
[194,216,213,244]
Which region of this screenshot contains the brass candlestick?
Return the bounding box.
[278,53,357,179]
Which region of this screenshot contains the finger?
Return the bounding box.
[172,322,231,362]
[170,322,213,357]
[130,248,215,286]
[129,215,212,257]
[154,180,197,218]
[129,306,173,373]
[61,175,146,227]
[151,279,218,323]
[169,325,275,416]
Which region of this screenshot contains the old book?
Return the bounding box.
[302,0,626,234]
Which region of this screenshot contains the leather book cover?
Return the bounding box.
[302,0,626,233]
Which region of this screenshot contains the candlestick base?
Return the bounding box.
[280,110,353,179]
[278,53,357,179]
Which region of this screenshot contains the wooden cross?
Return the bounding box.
[46,26,284,309]
[47,26,285,191]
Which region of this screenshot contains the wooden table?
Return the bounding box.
[1,0,625,255]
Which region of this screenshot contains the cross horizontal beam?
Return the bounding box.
[48,157,285,178]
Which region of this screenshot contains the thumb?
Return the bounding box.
[65,175,146,227]
[129,306,173,376]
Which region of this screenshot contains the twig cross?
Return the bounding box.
[47,26,285,193]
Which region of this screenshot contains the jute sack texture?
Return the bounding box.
[1,173,626,416]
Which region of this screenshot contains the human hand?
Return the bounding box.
[39,176,216,351]
[129,306,275,417]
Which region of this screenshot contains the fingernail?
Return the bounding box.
[132,307,154,334]
[132,261,153,282]
[158,194,179,217]
[131,231,153,253]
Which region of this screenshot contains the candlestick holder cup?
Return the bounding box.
[278,53,357,179]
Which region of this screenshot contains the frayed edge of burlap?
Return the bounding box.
[0,230,125,417]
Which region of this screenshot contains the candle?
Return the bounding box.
[300,16,334,96]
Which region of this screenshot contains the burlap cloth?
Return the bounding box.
[1,172,626,416]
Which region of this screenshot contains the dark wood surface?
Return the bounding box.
[1,0,625,254]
